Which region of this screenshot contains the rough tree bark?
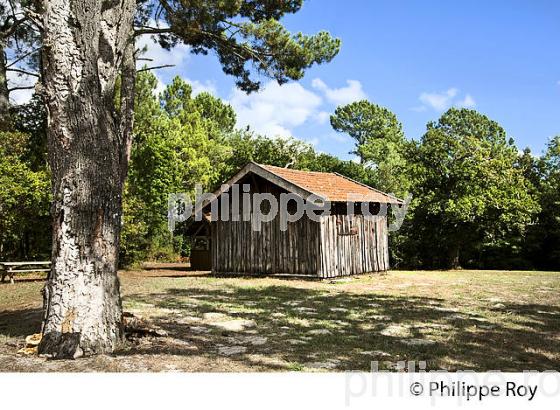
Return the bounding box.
[38,0,136,358]
[0,41,10,129]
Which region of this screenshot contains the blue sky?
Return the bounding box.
[140,1,559,159]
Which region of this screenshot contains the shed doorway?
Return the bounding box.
[190,236,211,270]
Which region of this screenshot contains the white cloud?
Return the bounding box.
[151,73,216,98]
[189,79,217,96]
[419,88,458,111]
[311,78,367,105]
[228,78,369,142]
[458,93,476,108]
[229,81,322,137]
[416,88,476,112]
[314,111,330,125]
[136,35,191,71]
[136,34,202,97]
[304,137,320,146]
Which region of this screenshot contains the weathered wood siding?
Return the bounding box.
[212,217,320,275]
[318,214,389,278]
[211,174,320,275]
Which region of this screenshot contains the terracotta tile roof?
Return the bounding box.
[259,164,402,204]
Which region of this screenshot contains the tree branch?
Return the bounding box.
[6,67,40,77]
[134,27,173,36]
[22,8,44,31]
[137,64,175,72]
[0,16,28,39]
[6,47,40,68]
[8,85,35,92]
[119,39,136,185]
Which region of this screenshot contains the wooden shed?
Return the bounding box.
[186,162,402,278]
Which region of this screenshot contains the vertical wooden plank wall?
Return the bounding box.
[318,214,389,278]
[211,175,325,276]
[213,213,389,277]
[212,212,321,276]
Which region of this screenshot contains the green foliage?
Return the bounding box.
[220,131,315,179]
[2,84,556,271]
[119,190,150,267]
[516,147,542,191]
[330,100,410,196]
[11,95,48,170]
[1,88,558,271]
[526,136,560,269]
[404,108,539,268]
[0,131,50,260]
[120,77,390,267]
[120,72,234,265]
[155,0,341,92]
[330,100,403,147]
[3,0,341,266]
[219,130,377,187]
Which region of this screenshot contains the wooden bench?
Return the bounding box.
[0,261,51,284]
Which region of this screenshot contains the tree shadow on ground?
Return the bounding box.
[0,275,47,284]
[1,282,558,372]
[0,308,42,339]
[123,285,560,371]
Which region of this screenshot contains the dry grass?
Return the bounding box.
[0,267,559,372]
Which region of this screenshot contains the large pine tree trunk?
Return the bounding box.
[38,0,135,359]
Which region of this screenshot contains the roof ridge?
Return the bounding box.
[250,162,402,204]
[258,163,336,176]
[253,163,321,198]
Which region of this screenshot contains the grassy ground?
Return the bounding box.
[0,266,559,372]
